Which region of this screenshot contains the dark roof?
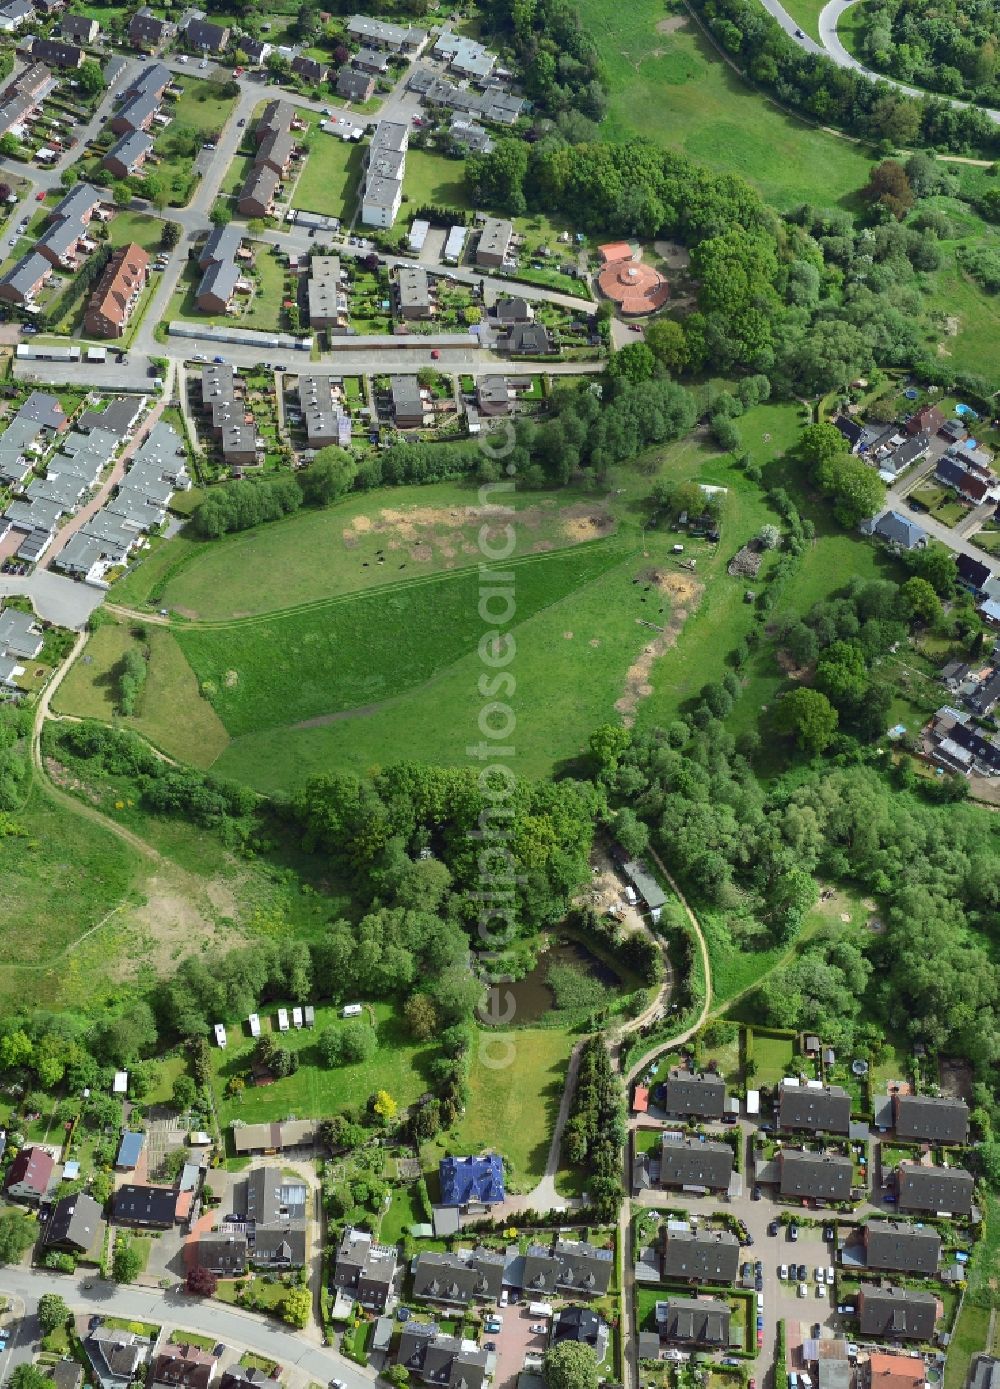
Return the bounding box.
[505,323,553,354]
[778,1082,851,1134]
[864,1221,941,1276]
[44,1192,103,1251]
[252,1225,307,1265]
[968,1358,1000,1389]
[51,1361,84,1389]
[874,510,927,550]
[894,1094,969,1144]
[413,1247,505,1303]
[908,404,946,435]
[967,672,1000,717]
[896,1164,974,1215]
[657,1298,730,1346]
[659,1136,733,1190]
[5,1145,55,1195]
[662,1229,740,1283]
[113,1183,176,1226]
[778,1150,853,1200]
[553,1306,603,1347]
[439,1154,505,1205]
[183,15,228,49]
[663,1071,726,1119]
[520,1237,613,1296]
[197,1233,247,1274]
[936,455,989,502]
[396,1324,488,1389]
[833,415,862,447]
[858,1287,937,1341]
[153,1345,216,1389]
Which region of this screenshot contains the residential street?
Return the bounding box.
[0,1268,374,1389]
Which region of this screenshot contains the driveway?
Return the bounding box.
[489,1304,547,1389]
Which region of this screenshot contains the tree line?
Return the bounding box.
[855,0,1000,106]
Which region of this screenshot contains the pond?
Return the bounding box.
[495,936,624,1026]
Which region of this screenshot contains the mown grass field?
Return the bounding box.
[402,150,473,212]
[571,0,876,208]
[157,482,610,621]
[292,136,365,218]
[53,622,230,767]
[422,1024,575,1190]
[214,1001,433,1125]
[175,541,629,738]
[772,0,827,42]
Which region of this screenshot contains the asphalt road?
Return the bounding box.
[0,569,105,628]
[0,1268,374,1389]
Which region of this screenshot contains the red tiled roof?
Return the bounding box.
[598,241,634,265]
[633,1086,650,1113]
[598,258,669,316]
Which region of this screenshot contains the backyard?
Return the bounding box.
[292,136,365,219]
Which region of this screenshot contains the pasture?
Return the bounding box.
[571,0,875,208]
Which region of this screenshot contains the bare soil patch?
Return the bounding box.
[615,568,704,723]
[655,14,689,32]
[340,501,615,557]
[939,1056,973,1103]
[46,758,101,805]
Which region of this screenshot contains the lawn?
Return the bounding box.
[422,1024,575,1191]
[157,481,614,620]
[944,1300,991,1389]
[292,136,365,219]
[771,0,827,41]
[170,78,239,137]
[379,1182,426,1244]
[166,243,289,333]
[0,786,139,1016]
[108,211,167,255]
[52,621,230,768]
[402,150,472,213]
[911,481,968,529]
[570,0,876,209]
[214,1001,434,1126]
[175,540,629,739]
[750,1032,796,1087]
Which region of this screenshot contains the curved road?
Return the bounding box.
[757,0,1000,126]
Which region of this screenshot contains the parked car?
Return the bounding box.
[756,1316,765,1331]
[798,1284,808,1299]
[484,1343,496,1353]
[823,1226,835,1242]
[768,1221,779,1236]
[742,1262,751,1279]
[779,1264,788,1280]
[826,1267,836,1283]
[816,1285,826,1299]
[798,1264,808,1282]
[430,348,441,359]
[754,1260,763,1275]
[789,1224,799,1241]
[529,1325,546,1335]
[757,1331,764,1349]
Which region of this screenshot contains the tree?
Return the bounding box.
[161,221,181,250]
[341,1026,376,1064]
[758,524,781,550]
[281,1285,311,1328]
[861,160,915,220]
[10,1369,51,1389]
[908,544,957,597]
[59,167,79,189]
[187,1266,218,1296]
[112,1234,142,1283]
[543,1341,600,1389]
[0,134,19,158]
[37,1294,68,1334]
[209,201,231,227]
[815,640,868,707]
[171,1073,197,1112]
[78,60,105,97]
[0,1210,35,1264]
[318,1028,345,1066]
[384,1368,409,1388]
[112,183,132,209]
[607,342,654,385]
[300,448,356,506]
[371,1089,397,1122]
[403,994,438,1041]
[774,687,839,756]
[901,575,942,626]
[0,1028,32,1069]
[644,318,688,373]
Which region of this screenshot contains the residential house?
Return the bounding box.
[0,251,51,306]
[935,455,991,503]
[659,1136,733,1191]
[656,1298,731,1347]
[833,415,863,452]
[5,1145,55,1202]
[929,707,1000,778]
[256,98,295,142]
[896,1163,974,1215]
[353,45,389,73]
[199,223,243,269]
[152,1345,218,1389]
[181,14,229,52]
[476,375,515,417]
[336,68,375,102]
[241,37,270,66]
[256,128,295,177]
[888,431,930,474]
[196,1232,248,1275]
[412,1247,504,1305]
[439,1153,505,1207]
[230,1120,316,1154]
[49,181,104,227]
[43,1192,103,1256]
[334,1226,399,1310]
[958,554,993,596]
[0,607,43,661]
[661,1229,740,1284]
[51,1362,84,1389]
[362,119,408,227]
[867,510,927,551]
[228,1165,308,1268]
[84,1326,149,1389]
[907,403,946,436]
[102,130,153,179]
[390,375,425,429]
[435,32,496,81]
[128,6,174,50]
[857,1287,937,1341]
[967,670,1000,718]
[777,1150,853,1202]
[520,1238,614,1297]
[200,364,259,472]
[893,1094,969,1144]
[297,373,351,448]
[237,163,280,220]
[476,216,513,268]
[62,14,99,42]
[662,1070,726,1120]
[552,1307,608,1356]
[968,1359,1000,1389]
[291,53,326,83]
[395,1324,488,1389]
[396,264,432,320]
[502,322,552,354]
[491,297,532,325]
[866,1354,927,1389]
[777,1080,851,1134]
[863,1221,940,1276]
[346,14,425,51]
[113,1183,177,1227]
[31,37,82,66]
[110,86,160,134]
[307,257,346,329]
[196,258,240,314]
[447,116,493,153]
[0,0,33,31]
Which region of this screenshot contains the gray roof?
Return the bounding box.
[778,1081,851,1134]
[238,163,279,211]
[896,1163,974,1215]
[520,1237,613,1296]
[663,1071,726,1119]
[251,1224,306,1265]
[969,1358,1000,1389]
[894,1094,969,1144]
[662,1229,740,1283]
[396,1325,487,1389]
[864,1221,941,1275]
[199,224,243,268]
[858,1286,937,1341]
[85,1327,148,1389]
[238,1165,306,1225]
[478,216,512,260]
[779,1150,853,1201]
[0,251,50,298]
[0,607,41,658]
[197,1232,247,1274]
[873,510,927,549]
[657,1298,730,1346]
[183,14,228,49]
[412,1247,505,1303]
[44,1192,102,1252]
[20,391,67,429]
[197,258,239,306]
[104,128,152,171]
[659,1136,732,1190]
[397,264,430,310]
[390,375,423,417]
[623,859,667,911]
[336,68,374,101]
[78,397,143,438]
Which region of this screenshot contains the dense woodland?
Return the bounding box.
[856,0,1000,105]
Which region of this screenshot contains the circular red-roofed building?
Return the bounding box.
[598,257,669,317]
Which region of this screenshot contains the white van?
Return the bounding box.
[528,1303,553,1319]
[342,1003,363,1017]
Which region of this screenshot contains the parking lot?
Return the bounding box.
[488,1303,549,1389]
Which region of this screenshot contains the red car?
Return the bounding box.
[756,1332,764,1349]
[35,190,45,201]
[430,349,440,359]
